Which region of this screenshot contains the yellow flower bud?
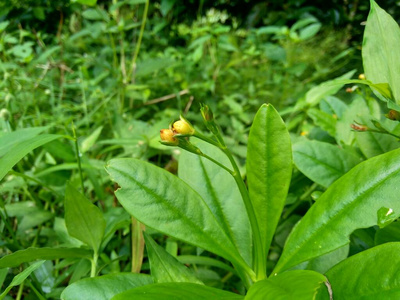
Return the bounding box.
[160,129,179,145]
[172,117,194,135]
[358,73,366,80]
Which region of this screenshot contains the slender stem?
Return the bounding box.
[193,132,220,147]
[72,124,85,192]
[128,0,149,80]
[200,153,234,175]
[16,282,24,300]
[222,147,266,281]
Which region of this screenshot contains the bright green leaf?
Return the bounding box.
[112,283,244,300]
[245,270,326,300]
[81,126,103,153]
[0,134,62,182]
[363,0,400,103]
[0,127,48,157]
[65,183,106,253]
[247,104,292,260]
[322,243,400,299]
[307,108,337,136]
[293,140,362,188]
[61,273,153,300]
[179,140,251,265]
[144,232,202,284]
[105,159,250,274]
[273,147,400,273]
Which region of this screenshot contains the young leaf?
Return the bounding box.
[143,232,202,284]
[247,104,292,261]
[61,273,153,300]
[64,183,106,253]
[307,108,337,137]
[0,134,62,181]
[273,148,400,273]
[293,140,362,188]
[321,243,400,299]
[179,140,252,265]
[0,247,92,268]
[245,270,326,300]
[106,159,250,274]
[112,283,244,300]
[363,0,400,103]
[0,261,45,299]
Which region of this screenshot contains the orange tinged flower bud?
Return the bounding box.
[350,123,368,131]
[160,129,179,145]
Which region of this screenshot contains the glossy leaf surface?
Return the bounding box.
[61,273,153,300]
[247,104,292,259]
[322,243,400,299]
[293,140,362,188]
[0,247,92,268]
[179,140,251,265]
[65,183,106,253]
[245,270,326,300]
[144,232,202,284]
[363,0,400,103]
[106,159,249,271]
[112,283,244,300]
[274,148,400,273]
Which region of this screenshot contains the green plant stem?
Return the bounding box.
[193,132,220,147]
[282,183,318,219]
[16,282,24,300]
[128,0,149,80]
[199,153,234,174]
[72,124,85,192]
[91,252,98,277]
[222,147,266,281]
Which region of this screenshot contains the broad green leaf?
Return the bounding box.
[375,221,400,245]
[273,147,400,273]
[307,108,336,136]
[177,256,236,274]
[0,260,45,299]
[65,183,106,253]
[73,0,97,5]
[112,283,244,300]
[143,232,202,284]
[106,159,250,273]
[320,96,348,119]
[247,104,292,259]
[245,270,326,300]
[0,248,92,268]
[0,127,48,157]
[178,140,251,265]
[293,140,362,188]
[0,134,62,181]
[321,243,400,299]
[61,273,153,300]
[363,0,400,103]
[304,244,349,274]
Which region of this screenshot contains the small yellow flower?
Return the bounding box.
[358,74,366,80]
[160,129,179,145]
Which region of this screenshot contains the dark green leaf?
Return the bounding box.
[65,183,106,253]
[375,221,400,245]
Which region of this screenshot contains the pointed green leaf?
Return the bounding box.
[0,247,92,268]
[144,232,202,284]
[247,104,292,259]
[322,243,400,299]
[0,261,45,299]
[61,273,153,300]
[245,270,326,300]
[65,183,106,253]
[307,108,337,137]
[106,159,250,273]
[274,148,400,273]
[363,0,400,103]
[293,140,362,188]
[0,134,62,182]
[112,283,244,300]
[179,140,251,265]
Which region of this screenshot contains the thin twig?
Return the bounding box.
[144,89,190,106]
[184,96,194,114]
